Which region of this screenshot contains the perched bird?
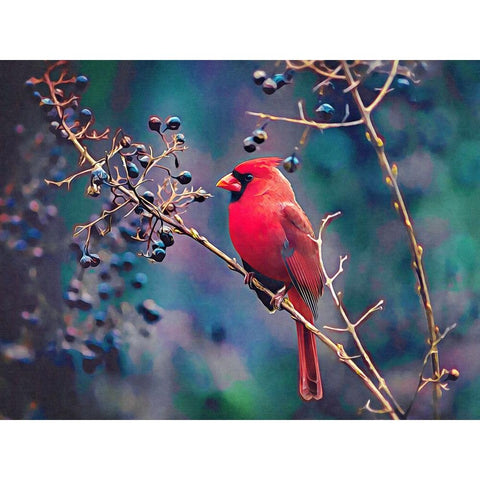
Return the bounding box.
[216,157,323,400]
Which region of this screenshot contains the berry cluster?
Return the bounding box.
[62,206,182,375]
[252,68,295,95]
[243,123,268,153]
[28,62,211,270]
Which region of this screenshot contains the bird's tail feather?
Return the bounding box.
[290,289,323,401]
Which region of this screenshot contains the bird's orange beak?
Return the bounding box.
[216,173,242,192]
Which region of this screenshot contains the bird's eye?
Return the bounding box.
[245,174,253,182]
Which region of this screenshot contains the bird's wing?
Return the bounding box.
[280,203,323,319]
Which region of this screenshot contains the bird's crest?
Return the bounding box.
[235,157,283,176]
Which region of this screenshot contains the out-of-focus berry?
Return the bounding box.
[252,128,267,144]
[262,78,277,95]
[316,103,335,121]
[243,136,257,153]
[131,272,148,289]
[253,70,267,85]
[283,153,301,173]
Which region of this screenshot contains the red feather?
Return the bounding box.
[217,157,323,400]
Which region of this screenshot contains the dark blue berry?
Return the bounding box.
[75,75,89,90]
[151,247,166,262]
[252,128,267,144]
[94,311,107,327]
[283,69,295,81]
[24,79,35,91]
[142,191,155,204]
[80,254,92,268]
[135,144,147,155]
[194,190,207,202]
[79,108,93,124]
[159,227,174,247]
[243,136,257,153]
[49,121,60,134]
[211,324,226,343]
[173,133,185,145]
[131,272,148,289]
[26,227,41,245]
[122,251,136,271]
[316,103,335,121]
[137,300,163,324]
[176,171,192,185]
[40,97,54,107]
[138,155,150,168]
[253,70,267,85]
[98,282,113,300]
[262,78,277,95]
[13,239,27,251]
[127,162,139,178]
[149,115,162,132]
[396,77,412,93]
[283,153,301,173]
[163,116,181,131]
[272,74,287,88]
[110,254,121,270]
[89,253,101,267]
[153,239,166,250]
[31,91,42,103]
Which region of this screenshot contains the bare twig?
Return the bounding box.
[340,60,442,418]
[317,212,404,417]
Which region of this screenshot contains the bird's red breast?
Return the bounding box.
[217,157,323,400]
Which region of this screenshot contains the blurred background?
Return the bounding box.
[0,60,479,420]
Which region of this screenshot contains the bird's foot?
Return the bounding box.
[244,271,256,289]
[270,285,287,310]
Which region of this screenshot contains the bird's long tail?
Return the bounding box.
[289,288,323,401]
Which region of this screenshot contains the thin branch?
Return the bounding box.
[341,60,442,419]
[246,110,364,130]
[317,212,404,417]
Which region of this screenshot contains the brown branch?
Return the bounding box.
[246,110,364,130]
[340,60,442,419]
[317,212,404,417]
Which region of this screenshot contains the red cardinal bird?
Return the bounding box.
[216,157,323,400]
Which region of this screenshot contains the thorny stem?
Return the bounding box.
[340,61,442,419]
